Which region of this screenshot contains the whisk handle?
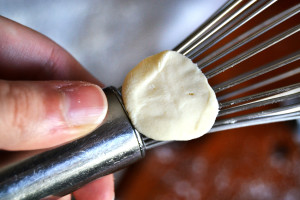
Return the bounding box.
[0,87,145,200]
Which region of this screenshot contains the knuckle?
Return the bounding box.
[0,81,32,134]
[43,45,62,78]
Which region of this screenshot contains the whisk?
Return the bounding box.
[146,0,300,148]
[0,0,299,199]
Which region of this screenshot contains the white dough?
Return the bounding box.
[122,50,219,141]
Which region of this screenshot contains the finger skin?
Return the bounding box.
[0,80,107,150]
[0,16,103,87]
[73,175,115,200]
[42,194,71,200]
[58,195,71,200]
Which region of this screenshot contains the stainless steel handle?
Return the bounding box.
[0,87,145,200]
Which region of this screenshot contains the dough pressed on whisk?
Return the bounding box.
[122,50,218,141]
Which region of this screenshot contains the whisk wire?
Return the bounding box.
[218,90,300,117]
[188,0,277,60]
[182,0,257,56]
[197,4,300,69]
[218,67,300,101]
[219,83,300,109]
[213,51,300,93]
[174,0,242,53]
[210,104,300,132]
[205,25,300,79]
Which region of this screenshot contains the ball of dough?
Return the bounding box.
[122,50,218,141]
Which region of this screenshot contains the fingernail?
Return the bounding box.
[61,83,107,127]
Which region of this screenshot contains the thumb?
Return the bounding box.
[0,80,107,151]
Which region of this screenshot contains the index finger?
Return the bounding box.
[0,16,104,87]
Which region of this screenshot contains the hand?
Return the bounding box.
[0,16,114,200]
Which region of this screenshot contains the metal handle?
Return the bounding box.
[0,87,145,200]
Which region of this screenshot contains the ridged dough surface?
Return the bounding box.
[122,50,218,141]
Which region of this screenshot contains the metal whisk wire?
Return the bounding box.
[145,0,300,149]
